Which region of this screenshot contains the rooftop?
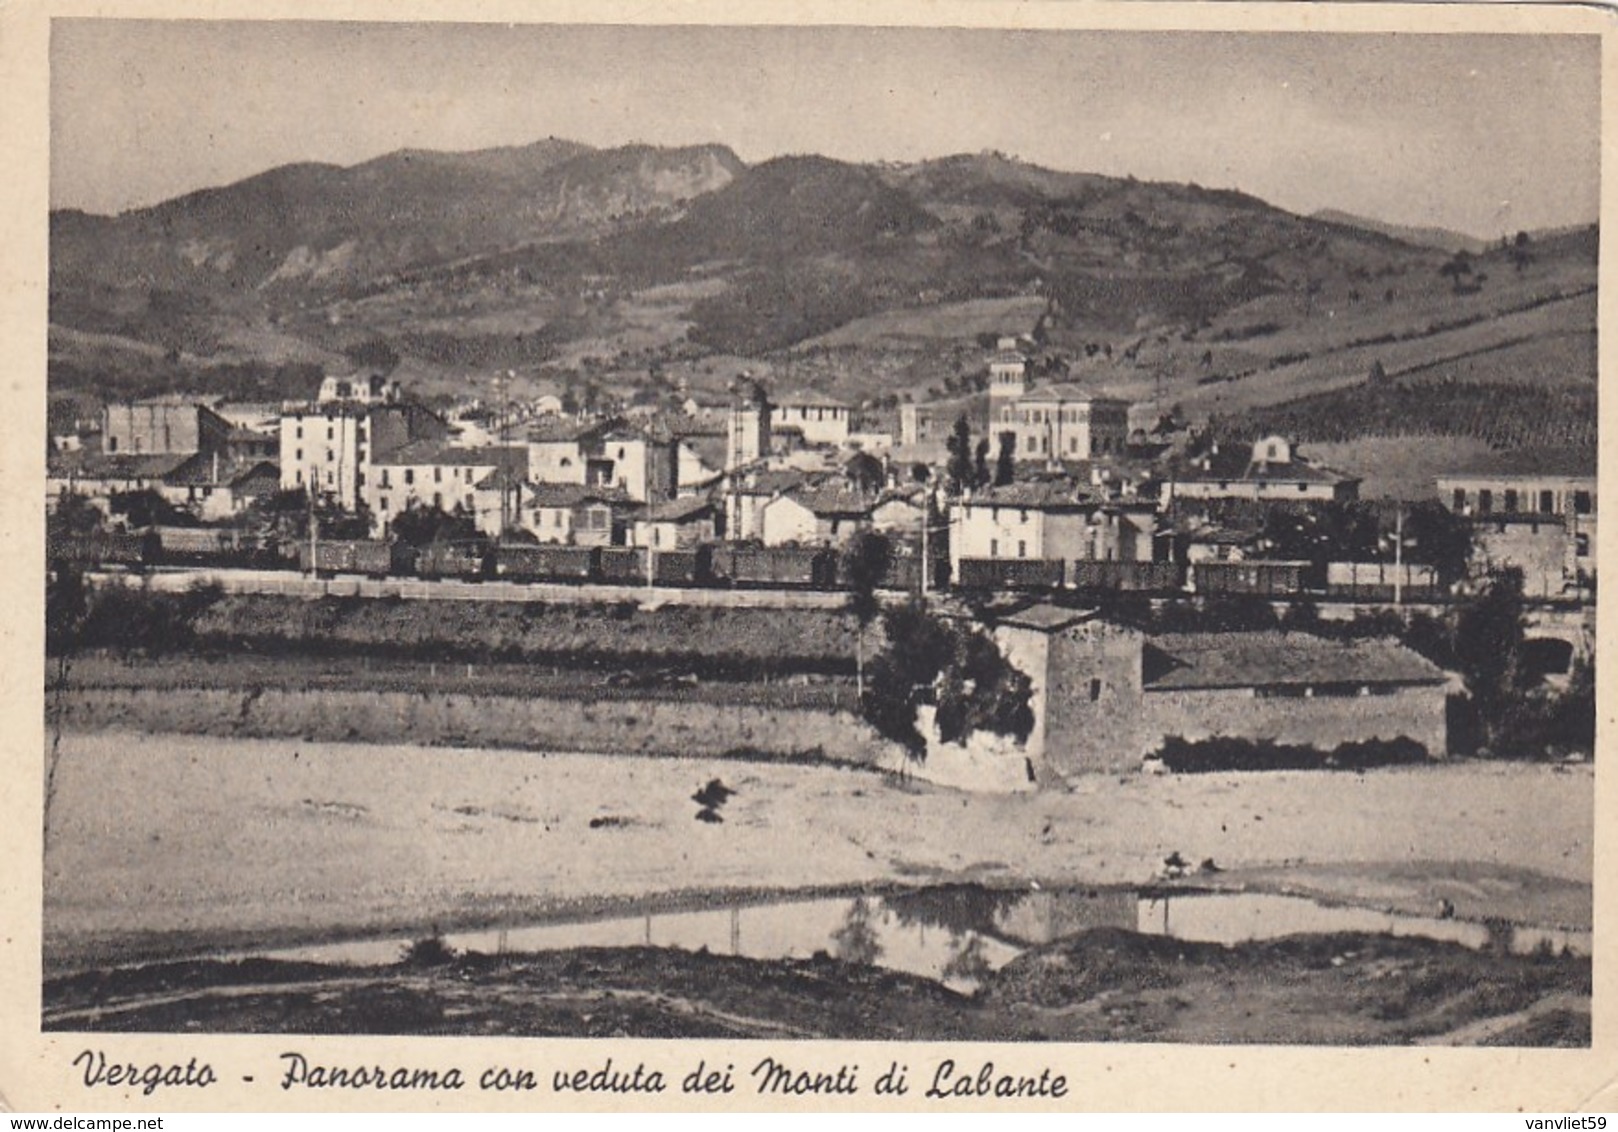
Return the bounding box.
[1144,631,1448,691]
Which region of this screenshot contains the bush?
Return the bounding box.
[1152,734,1430,773]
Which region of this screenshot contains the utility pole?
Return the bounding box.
[1393,502,1404,606]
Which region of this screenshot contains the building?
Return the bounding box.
[770,390,851,447]
[525,417,676,503]
[897,393,992,460]
[949,481,1159,576]
[524,483,636,546]
[317,372,400,405]
[278,400,449,510]
[1436,459,1596,593]
[364,442,527,535]
[157,455,281,521]
[1163,435,1360,505]
[102,400,230,457]
[47,452,194,519]
[630,496,719,550]
[760,486,876,547]
[992,385,1131,464]
[978,605,1449,784]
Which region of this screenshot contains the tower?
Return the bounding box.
[726,380,771,470]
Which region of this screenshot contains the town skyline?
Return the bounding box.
[51,21,1600,239]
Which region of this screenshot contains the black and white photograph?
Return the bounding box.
[17,1,1608,1106]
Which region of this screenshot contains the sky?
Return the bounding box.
[51,21,1601,239]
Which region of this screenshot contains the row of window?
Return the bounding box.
[1453,487,1593,516]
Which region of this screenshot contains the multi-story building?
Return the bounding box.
[102,399,230,457]
[363,442,527,534]
[278,400,448,509]
[1437,458,1597,592]
[770,390,851,448]
[526,417,677,503]
[949,480,1159,576]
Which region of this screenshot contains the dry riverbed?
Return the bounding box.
[44,731,1592,971]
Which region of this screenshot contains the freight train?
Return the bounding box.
[50,526,1450,603]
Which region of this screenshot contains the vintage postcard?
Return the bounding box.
[2,0,1613,1114]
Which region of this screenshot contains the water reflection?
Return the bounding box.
[254,885,1590,992]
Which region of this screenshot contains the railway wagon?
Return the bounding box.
[151,525,280,568]
[493,543,598,583]
[650,547,708,586]
[47,530,157,571]
[414,540,490,581]
[299,539,407,579]
[596,546,645,584]
[1324,561,1444,602]
[708,545,837,589]
[1189,559,1318,597]
[955,557,1065,591]
[1068,559,1185,594]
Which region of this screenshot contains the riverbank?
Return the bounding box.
[43,731,1592,973]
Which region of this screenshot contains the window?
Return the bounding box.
[295,448,303,462]
[1574,490,1592,515]
[325,449,333,463]
[1298,483,1308,493]
[434,467,442,484]
[433,492,442,509]
[107,436,118,452]
[381,470,391,488]
[379,497,389,513]
[1478,489,1493,515]
[1019,510,1029,524]
[1089,678,1102,702]
[1504,489,1518,513]
[1453,489,1467,512]
[1576,533,1590,558]
[327,426,334,441]
[1540,490,1555,513]
[1266,443,1278,460]
[296,470,303,484]
[295,426,303,440]
[404,469,414,485]
[465,493,474,510]
[990,538,999,557]
[466,469,474,484]
[1017,540,1026,558]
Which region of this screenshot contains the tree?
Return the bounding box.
[841,530,894,703]
[49,490,105,538]
[945,416,975,495]
[44,560,88,850]
[391,502,478,549]
[1452,568,1531,746]
[861,601,1034,765]
[994,431,1016,486]
[973,437,990,489]
[1401,501,1474,586]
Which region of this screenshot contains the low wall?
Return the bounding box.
[1137,685,1449,759]
[59,686,896,766]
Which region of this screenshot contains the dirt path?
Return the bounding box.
[42,731,1593,970]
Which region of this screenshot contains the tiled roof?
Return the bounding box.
[528,417,607,443]
[995,603,1101,633]
[374,442,526,470]
[640,496,716,523]
[773,389,848,408]
[1144,631,1448,691]
[49,452,192,480]
[783,486,879,518]
[526,482,635,508]
[964,480,1103,509]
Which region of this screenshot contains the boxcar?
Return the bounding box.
[1190,559,1316,597]
[493,543,598,583]
[955,557,1065,591]
[709,545,836,589]
[299,539,403,578]
[47,530,157,572]
[1068,559,1185,594]
[650,547,708,586]
[414,541,489,581]
[596,546,647,584]
[152,525,281,568]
